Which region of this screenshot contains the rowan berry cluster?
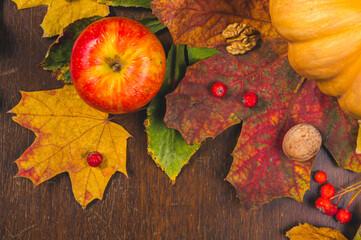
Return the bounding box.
[211,82,258,107]
[314,171,359,224]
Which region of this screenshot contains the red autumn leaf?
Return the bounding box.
[164,40,295,145]
[227,80,331,209]
[164,39,361,209]
[151,0,287,55]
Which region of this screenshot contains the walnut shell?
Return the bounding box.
[282,124,322,162]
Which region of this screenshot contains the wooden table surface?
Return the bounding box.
[1,1,361,239]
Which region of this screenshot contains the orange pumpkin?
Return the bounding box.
[270,0,361,118]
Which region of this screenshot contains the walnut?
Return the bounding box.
[282,123,322,162]
[222,23,260,55]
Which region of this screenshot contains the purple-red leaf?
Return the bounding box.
[227,80,318,209]
[164,39,361,209]
[164,40,296,145]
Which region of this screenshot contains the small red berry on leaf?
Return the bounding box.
[243,92,258,107]
[87,151,103,167]
[314,171,327,183]
[211,82,227,97]
[315,197,332,213]
[335,209,352,224]
[321,184,336,198]
[325,203,338,216]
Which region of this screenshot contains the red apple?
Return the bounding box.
[70,17,166,114]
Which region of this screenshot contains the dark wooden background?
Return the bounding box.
[1,1,361,239]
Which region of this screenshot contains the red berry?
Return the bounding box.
[315,197,332,213]
[211,82,227,97]
[325,203,338,216]
[335,209,352,224]
[243,92,258,107]
[314,171,327,183]
[321,184,336,198]
[87,151,103,167]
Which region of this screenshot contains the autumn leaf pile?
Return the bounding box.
[9,0,361,212]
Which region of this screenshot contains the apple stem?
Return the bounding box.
[112,63,121,72]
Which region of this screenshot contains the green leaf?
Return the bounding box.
[146,97,201,181]
[41,16,103,83]
[159,44,187,94]
[139,18,166,34]
[187,46,219,66]
[145,45,219,181]
[61,69,72,83]
[98,0,152,8]
[145,44,218,181]
[145,44,201,181]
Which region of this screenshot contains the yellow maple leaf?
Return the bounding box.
[12,0,109,37]
[9,85,130,207]
[286,223,347,240]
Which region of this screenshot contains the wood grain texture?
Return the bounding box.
[0,1,360,239]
